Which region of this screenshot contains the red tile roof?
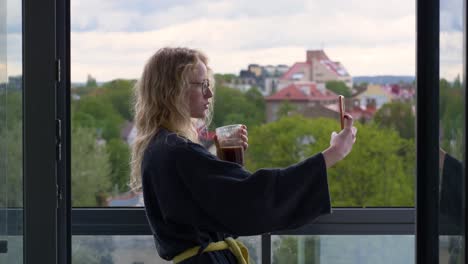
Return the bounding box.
[266,82,338,101]
[348,106,377,120]
[279,62,310,80]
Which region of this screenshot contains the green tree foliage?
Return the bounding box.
[72,126,112,206]
[214,73,237,84]
[0,91,23,208]
[100,79,136,121]
[246,115,415,206]
[373,102,415,139]
[439,78,464,160]
[72,96,124,141]
[212,86,265,129]
[325,80,352,97]
[71,79,136,201]
[86,74,98,88]
[107,138,131,193]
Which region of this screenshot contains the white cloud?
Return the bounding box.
[7,0,22,32]
[71,10,417,81]
[0,64,6,83]
[69,0,462,82]
[440,31,463,81]
[6,33,22,77]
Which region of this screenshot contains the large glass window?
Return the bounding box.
[72,236,261,264]
[71,0,416,208]
[438,0,464,263]
[0,0,23,263]
[271,235,414,264]
[71,0,421,263]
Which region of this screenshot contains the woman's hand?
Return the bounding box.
[213,125,248,158]
[322,113,357,168]
[240,125,248,151]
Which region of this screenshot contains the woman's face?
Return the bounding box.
[188,62,213,118]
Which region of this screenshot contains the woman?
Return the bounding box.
[130,47,357,263]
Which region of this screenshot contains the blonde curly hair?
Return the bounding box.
[129,47,215,191]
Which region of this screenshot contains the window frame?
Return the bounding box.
[54,1,466,264]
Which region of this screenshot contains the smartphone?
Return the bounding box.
[338,95,345,129]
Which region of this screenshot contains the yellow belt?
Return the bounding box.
[173,237,250,264]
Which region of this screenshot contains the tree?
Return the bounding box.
[325,80,352,97]
[71,126,112,206]
[107,138,131,193]
[246,115,415,207]
[439,78,464,159]
[373,102,415,139]
[0,90,23,208]
[72,96,124,140]
[86,74,98,88]
[214,73,237,84]
[212,86,265,129]
[100,79,136,121]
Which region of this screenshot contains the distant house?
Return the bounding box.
[355,84,391,109]
[383,83,416,102]
[8,75,22,90]
[121,121,135,145]
[265,82,339,122]
[278,50,353,91]
[226,64,289,96]
[355,83,415,110]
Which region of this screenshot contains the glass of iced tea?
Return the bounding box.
[215,124,244,166]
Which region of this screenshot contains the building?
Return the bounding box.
[265,81,339,122]
[8,75,22,90]
[355,84,392,109]
[278,50,353,91]
[226,64,290,96]
[355,83,416,110]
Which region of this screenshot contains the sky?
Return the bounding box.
[2,0,465,82]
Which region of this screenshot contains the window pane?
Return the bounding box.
[72,236,261,264]
[271,235,414,263]
[439,0,464,262]
[0,0,23,262]
[71,0,416,207]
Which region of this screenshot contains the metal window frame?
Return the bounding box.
[69,208,416,236]
[23,0,58,263]
[416,0,440,263]
[53,0,466,264]
[70,208,416,264]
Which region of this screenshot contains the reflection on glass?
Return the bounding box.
[0,0,23,263]
[272,235,414,264]
[0,0,6,261]
[72,236,261,264]
[439,0,465,263]
[72,1,416,207]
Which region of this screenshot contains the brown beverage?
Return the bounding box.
[219,146,244,165]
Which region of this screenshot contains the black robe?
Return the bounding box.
[141,128,331,263]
